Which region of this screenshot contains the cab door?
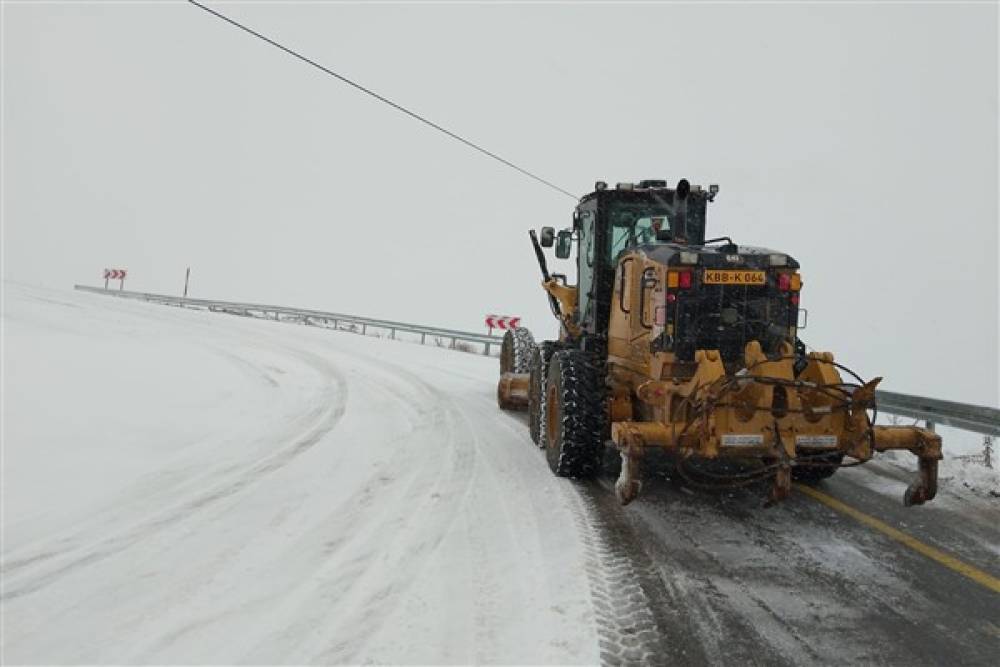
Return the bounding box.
[576,207,598,329]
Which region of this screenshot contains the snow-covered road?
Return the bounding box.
[2,284,597,664]
[4,284,998,666]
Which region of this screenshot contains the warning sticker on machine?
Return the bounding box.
[721,434,765,447]
[795,435,838,448]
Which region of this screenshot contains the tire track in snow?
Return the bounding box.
[114,351,466,664]
[461,389,686,665]
[1,345,348,603]
[310,405,477,664]
[332,360,597,664]
[460,387,685,666]
[564,482,708,667]
[234,355,480,664]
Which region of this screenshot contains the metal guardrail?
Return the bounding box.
[73,285,505,355]
[74,284,1000,437]
[875,390,1000,437]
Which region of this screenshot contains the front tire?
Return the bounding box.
[544,349,606,478]
[500,328,535,374]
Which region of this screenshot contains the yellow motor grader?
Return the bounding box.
[498,179,941,506]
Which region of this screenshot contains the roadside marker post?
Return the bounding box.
[103,268,127,290]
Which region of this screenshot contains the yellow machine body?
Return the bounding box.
[604,251,941,505]
[498,181,941,508]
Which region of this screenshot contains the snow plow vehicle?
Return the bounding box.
[498,179,941,507]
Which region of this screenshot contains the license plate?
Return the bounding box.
[703,270,766,286]
[721,434,765,447]
[795,435,838,448]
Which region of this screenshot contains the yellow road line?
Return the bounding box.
[793,483,1000,595]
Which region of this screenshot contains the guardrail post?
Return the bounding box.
[361,323,367,335]
[926,420,935,432]
[390,328,396,340]
[484,342,491,356]
[451,337,456,349]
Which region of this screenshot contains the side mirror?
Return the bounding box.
[555,229,573,259]
[540,227,555,247]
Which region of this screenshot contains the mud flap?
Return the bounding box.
[767,465,791,507]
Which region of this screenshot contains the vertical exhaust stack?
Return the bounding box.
[674,178,690,243]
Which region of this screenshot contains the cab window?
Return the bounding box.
[635,216,669,244]
[609,211,673,260]
[610,225,631,260]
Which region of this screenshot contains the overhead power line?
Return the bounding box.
[187,0,578,200]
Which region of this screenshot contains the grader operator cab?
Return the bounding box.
[498,179,941,507]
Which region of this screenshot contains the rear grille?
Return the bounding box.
[673,284,794,370]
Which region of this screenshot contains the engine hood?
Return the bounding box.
[634,242,800,271]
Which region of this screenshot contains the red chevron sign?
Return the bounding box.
[485,315,521,332]
[103,268,128,290]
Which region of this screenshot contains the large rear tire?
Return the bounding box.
[544,349,606,478]
[528,341,559,447]
[500,328,535,374]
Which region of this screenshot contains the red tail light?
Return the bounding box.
[777,273,791,291]
[790,294,800,306]
[678,270,693,289]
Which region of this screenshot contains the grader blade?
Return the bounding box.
[497,372,530,411]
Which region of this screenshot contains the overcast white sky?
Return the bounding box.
[3,0,998,406]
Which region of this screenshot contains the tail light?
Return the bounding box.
[778,272,802,291]
[667,270,693,289]
[790,294,800,306]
